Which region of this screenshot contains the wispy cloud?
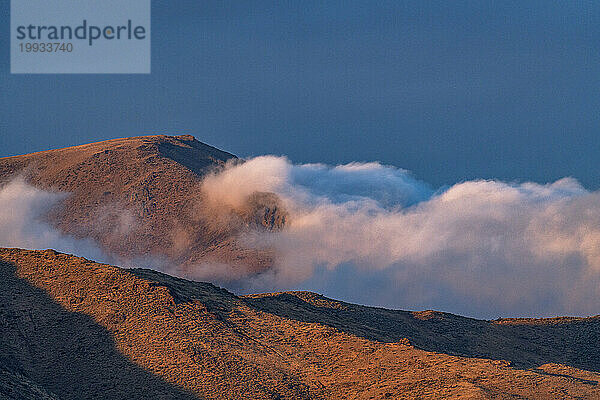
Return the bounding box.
[0,178,107,262]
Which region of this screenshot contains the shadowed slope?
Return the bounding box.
[0,248,315,400]
[0,253,198,400]
[1,248,599,399]
[0,366,61,400]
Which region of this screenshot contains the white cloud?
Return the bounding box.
[201,157,600,318]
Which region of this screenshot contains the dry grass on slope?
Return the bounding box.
[1,248,599,399]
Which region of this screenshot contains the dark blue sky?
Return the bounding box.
[1,1,599,188]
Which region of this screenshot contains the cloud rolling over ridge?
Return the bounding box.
[1,158,599,318]
[201,157,600,318]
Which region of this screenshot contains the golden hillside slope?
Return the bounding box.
[1,248,599,399]
[0,135,284,275]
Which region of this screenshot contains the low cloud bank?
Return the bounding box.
[202,157,600,318]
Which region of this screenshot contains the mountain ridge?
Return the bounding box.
[0,135,281,277]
